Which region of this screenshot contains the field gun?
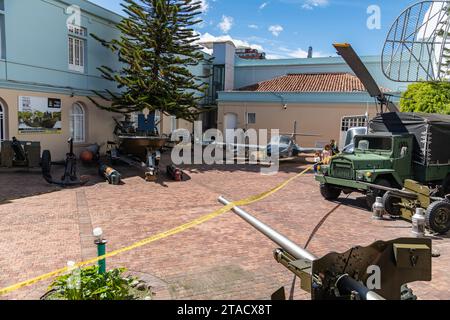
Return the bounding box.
[219,197,432,300]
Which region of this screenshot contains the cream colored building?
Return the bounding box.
[0,89,118,160]
[212,43,407,149]
[218,101,378,149]
[217,73,386,149]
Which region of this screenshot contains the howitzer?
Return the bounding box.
[219,196,433,300]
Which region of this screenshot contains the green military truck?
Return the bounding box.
[315,113,450,231]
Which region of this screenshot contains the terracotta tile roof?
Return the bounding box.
[238,73,388,93]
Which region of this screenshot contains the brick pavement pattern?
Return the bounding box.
[0,158,449,300]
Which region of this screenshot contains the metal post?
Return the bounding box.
[93,228,107,274]
[95,239,107,274]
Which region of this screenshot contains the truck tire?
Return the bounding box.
[320,184,342,201]
[366,178,392,210]
[382,191,402,218]
[426,201,450,234]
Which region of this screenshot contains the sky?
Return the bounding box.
[88,0,419,59]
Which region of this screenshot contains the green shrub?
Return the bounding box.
[47,266,134,300]
[400,82,450,114]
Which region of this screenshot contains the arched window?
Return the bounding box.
[0,103,5,143]
[70,103,85,143]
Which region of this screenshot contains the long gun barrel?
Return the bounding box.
[218,196,385,300]
[219,196,317,261]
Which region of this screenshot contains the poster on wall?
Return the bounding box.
[18,96,62,134]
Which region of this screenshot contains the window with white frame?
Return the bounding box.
[70,103,85,143]
[341,115,368,132]
[68,25,86,73]
[247,113,256,124]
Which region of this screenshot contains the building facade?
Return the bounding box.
[0,0,125,160]
[213,42,409,149]
[235,47,266,60]
[0,0,410,160]
[0,0,210,160]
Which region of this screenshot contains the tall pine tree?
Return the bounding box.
[89,0,210,122]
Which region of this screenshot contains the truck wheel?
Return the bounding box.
[366,178,392,210]
[320,184,342,201]
[382,191,402,218]
[426,201,450,234]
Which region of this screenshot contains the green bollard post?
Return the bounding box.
[93,228,107,274]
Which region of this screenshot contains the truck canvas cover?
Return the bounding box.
[370,112,450,166]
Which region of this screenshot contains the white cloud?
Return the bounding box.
[259,2,269,10]
[268,25,284,37]
[248,24,259,29]
[199,0,209,13]
[266,53,286,59]
[218,15,234,33]
[301,0,329,10]
[197,33,265,52]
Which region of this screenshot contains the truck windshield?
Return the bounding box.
[355,136,392,151]
[345,128,367,147]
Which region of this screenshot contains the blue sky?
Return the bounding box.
[89,0,418,59]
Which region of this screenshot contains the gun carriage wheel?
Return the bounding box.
[426,201,450,235]
[382,191,402,218]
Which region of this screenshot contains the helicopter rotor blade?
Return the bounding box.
[333,43,384,98]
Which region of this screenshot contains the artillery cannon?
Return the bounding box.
[0,137,41,170]
[219,197,433,300]
[365,180,450,235]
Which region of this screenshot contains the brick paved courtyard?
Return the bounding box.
[0,157,449,300]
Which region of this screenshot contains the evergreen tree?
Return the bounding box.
[400,81,450,114]
[89,0,210,122]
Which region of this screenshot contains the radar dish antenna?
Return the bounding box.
[382,0,450,82]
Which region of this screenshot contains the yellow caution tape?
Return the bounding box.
[0,165,313,296]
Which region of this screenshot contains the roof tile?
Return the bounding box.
[238,73,386,93]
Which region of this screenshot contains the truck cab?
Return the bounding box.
[316,133,414,208]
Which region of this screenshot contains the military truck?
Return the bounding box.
[316,112,450,220]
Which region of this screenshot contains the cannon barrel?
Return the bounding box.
[218,196,385,301]
[218,196,317,261]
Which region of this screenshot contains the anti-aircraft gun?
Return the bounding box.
[219,197,433,300]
